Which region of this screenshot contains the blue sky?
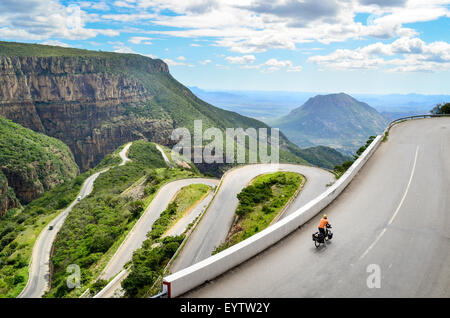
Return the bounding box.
[0,0,449,94]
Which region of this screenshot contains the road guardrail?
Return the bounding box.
[162,114,449,298]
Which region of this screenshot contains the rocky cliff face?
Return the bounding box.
[0,171,19,217]
[0,55,173,171]
[0,42,317,177]
[0,116,79,217]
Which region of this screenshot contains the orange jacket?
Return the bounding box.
[318,218,329,229]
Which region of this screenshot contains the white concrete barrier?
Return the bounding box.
[163,135,383,298]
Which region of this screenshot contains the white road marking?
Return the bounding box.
[359,146,419,261]
[387,146,420,226]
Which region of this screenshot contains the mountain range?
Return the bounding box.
[0,41,353,215]
[189,87,449,121]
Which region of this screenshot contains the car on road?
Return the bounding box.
[49,225,54,230]
[77,196,82,201]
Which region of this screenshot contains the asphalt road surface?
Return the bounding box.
[19,143,133,298]
[99,178,219,281]
[18,169,109,298]
[171,164,335,273]
[185,118,450,297]
[119,143,132,166]
[155,144,171,166]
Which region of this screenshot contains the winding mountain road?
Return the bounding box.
[170,164,334,272]
[99,178,219,282]
[184,118,450,298]
[18,143,132,298]
[96,164,333,297]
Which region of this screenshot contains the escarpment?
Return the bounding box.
[0,54,173,171]
[0,116,79,217]
[0,42,320,178]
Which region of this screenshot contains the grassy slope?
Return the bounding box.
[0,173,89,298]
[45,140,203,297]
[0,142,135,298]
[0,41,337,169]
[122,183,211,298]
[0,116,79,203]
[161,184,211,237]
[290,145,353,170]
[0,116,81,297]
[213,172,303,254]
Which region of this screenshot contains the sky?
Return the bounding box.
[0,0,449,94]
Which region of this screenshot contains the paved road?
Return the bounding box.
[19,142,133,298]
[99,178,219,282]
[95,178,218,298]
[18,169,109,298]
[119,143,132,166]
[155,144,171,166]
[185,118,450,298]
[163,188,215,238]
[171,164,335,273]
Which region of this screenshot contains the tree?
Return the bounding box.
[431,102,450,115]
[129,200,144,218]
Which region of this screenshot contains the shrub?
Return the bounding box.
[431,102,450,115]
[129,200,144,218]
[13,275,24,285]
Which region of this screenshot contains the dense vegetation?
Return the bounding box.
[122,183,210,297]
[0,116,79,206]
[333,136,376,178]
[0,172,89,297]
[431,102,450,115]
[213,172,303,254]
[289,145,352,170]
[45,141,201,297]
[0,41,351,173]
[149,184,210,239]
[0,141,138,298]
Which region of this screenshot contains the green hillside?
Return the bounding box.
[0,116,79,214]
[291,145,352,169]
[0,41,346,172]
[46,140,197,298]
[268,93,389,155]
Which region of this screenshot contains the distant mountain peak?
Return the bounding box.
[270,93,389,155]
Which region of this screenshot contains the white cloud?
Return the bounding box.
[40,40,70,47]
[129,0,448,54]
[287,65,303,72]
[309,36,450,72]
[163,58,194,67]
[80,1,110,11]
[102,12,156,22]
[264,58,293,68]
[200,59,212,65]
[225,55,256,64]
[112,43,136,54]
[128,36,153,44]
[2,0,448,62]
[309,49,385,70]
[114,1,136,9]
[238,57,302,72]
[177,56,186,61]
[0,0,119,41]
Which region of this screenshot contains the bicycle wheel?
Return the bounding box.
[314,240,320,248]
